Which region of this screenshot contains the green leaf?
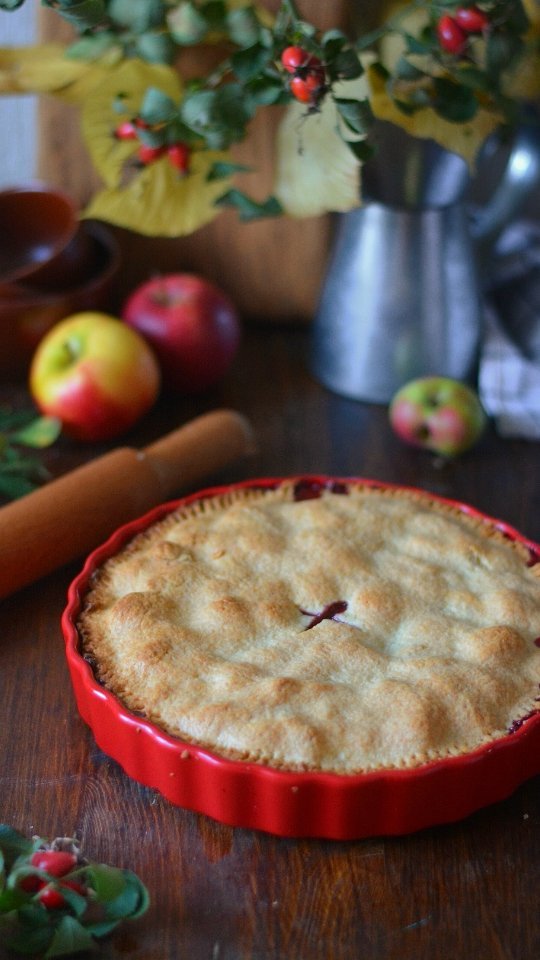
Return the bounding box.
[86,864,126,903]
[43,0,108,31]
[215,189,283,221]
[43,915,96,958]
[0,474,39,500]
[404,31,433,55]
[0,455,45,475]
[98,869,149,922]
[321,28,348,55]
[328,49,364,82]
[206,160,252,180]
[83,918,121,938]
[5,924,54,957]
[107,0,165,33]
[353,26,386,53]
[334,97,374,135]
[167,1,208,45]
[0,0,27,9]
[432,77,478,122]
[485,30,524,75]
[53,884,88,919]
[0,409,39,432]
[231,43,272,82]
[199,0,227,32]
[134,30,177,66]
[11,417,61,450]
[0,827,34,869]
[226,6,261,48]
[118,871,150,920]
[346,138,375,162]
[0,885,27,912]
[85,863,149,920]
[455,65,493,93]
[140,86,178,124]
[66,31,119,62]
[243,75,286,109]
[393,55,426,82]
[180,84,252,149]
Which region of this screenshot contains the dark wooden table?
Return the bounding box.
[1,325,539,960]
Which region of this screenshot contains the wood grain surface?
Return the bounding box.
[0,324,539,960]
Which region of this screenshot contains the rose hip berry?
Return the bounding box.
[280,45,326,107]
[31,850,77,876]
[167,142,191,174]
[455,5,489,33]
[437,14,468,54]
[37,881,84,909]
[138,143,166,165]
[281,45,313,74]
[290,70,325,106]
[114,120,137,141]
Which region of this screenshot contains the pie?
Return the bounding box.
[78,480,540,776]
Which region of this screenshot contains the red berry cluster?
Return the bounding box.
[280,45,326,108]
[115,120,191,173]
[437,5,489,55]
[20,849,85,910]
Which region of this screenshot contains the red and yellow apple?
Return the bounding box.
[29,312,161,442]
[121,273,241,394]
[389,376,486,457]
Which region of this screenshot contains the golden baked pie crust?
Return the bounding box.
[79,482,540,775]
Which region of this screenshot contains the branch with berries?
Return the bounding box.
[0,825,149,957]
[1,1,538,233]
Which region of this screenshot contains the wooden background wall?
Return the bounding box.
[37,2,379,322]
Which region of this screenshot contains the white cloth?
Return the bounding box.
[479,304,540,438]
[478,222,540,440]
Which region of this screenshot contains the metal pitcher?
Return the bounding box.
[310,113,540,403]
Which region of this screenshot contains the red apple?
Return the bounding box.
[389,376,486,457]
[29,311,161,442]
[121,273,241,394]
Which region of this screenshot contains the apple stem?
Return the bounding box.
[63,337,80,364]
[150,280,171,307]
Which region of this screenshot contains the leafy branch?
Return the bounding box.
[0,409,61,501]
[0,825,149,958]
[1,2,537,229]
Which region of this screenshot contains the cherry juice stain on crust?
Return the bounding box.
[507,709,540,735]
[300,600,349,630]
[293,478,349,501]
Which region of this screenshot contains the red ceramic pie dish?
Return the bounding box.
[62,476,540,840]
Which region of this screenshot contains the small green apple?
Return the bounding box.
[29,312,161,442]
[389,376,486,457]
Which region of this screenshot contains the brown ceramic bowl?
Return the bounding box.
[0,183,80,289]
[0,220,121,381]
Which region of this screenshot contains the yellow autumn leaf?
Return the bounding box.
[522,0,540,27]
[82,147,232,237]
[273,78,368,218]
[0,44,92,96]
[504,9,540,101]
[81,59,182,187]
[79,58,229,236]
[367,64,501,169]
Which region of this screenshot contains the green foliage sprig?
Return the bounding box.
[0,409,61,500]
[1,1,537,224]
[0,825,149,957]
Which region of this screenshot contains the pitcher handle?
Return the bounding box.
[470,105,540,251]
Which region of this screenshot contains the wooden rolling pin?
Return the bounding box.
[0,409,254,600]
